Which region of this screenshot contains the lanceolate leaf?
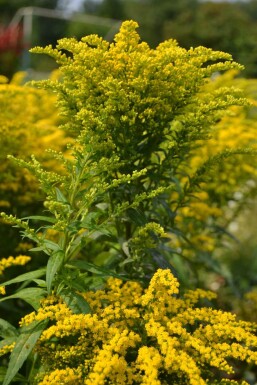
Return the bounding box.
[22,215,56,223]
[46,250,65,293]
[0,288,46,310]
[126,208,147,226]
[3,319,48,385]
[60,289,91,315]
[55,187,68,203]
[67,260,129,280]
[29,239,61,253]
[43,239,61,252]
[0,268,46,288]
[150,249,178,278]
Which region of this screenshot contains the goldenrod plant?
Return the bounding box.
[0,71,67,211]
[0,71,69,258]
[14,20,249,280]
[172,71,257,282]
[2,269,257,385]
[0,21,257,384]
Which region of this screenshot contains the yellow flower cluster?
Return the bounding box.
[17,269,257,385]
[37,368,82,385]
[20,295,72,326]
[0,286,5,295]
[0,255,31,275]
[0,255,31,295]
[30,20,244,189]
[0,342,15,357]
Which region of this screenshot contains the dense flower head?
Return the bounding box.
[14,269,257,385]
[0,255,31,275]
[30,20,245,177]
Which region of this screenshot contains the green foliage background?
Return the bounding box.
[1,0,257,77]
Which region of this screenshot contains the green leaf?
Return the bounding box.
[0,366,27,382]
[80,211,101,227]
[56,268,89,291]
[126,208,147,226]
[89,228,112,239]
[43,239,61,252]
[2,319,48,385]
[21,215,56,223]
[30,239,61,253]
[60,289,91,315]
[67,260,129,280]
[55,187,68,203]
[0,288,46,310]
[32,279,47,287]
[150,249,178,278]
[29,246,44,252]
[0,269,46,287]
[0,319,18,338]
[46,250,65,293]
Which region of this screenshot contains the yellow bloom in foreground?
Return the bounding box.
[38,368,82,385]
[15,268,257,385]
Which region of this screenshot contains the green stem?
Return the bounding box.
[62,156,90,259]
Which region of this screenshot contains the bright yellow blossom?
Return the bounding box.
[7,269,256,384]
[0,255,31,275]
[0,286,5,295]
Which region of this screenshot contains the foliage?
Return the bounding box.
[0,20,257,384]
[81,0,257,77]
[0,0,59,20]
[97,0,125,20]
[163,2,257,78]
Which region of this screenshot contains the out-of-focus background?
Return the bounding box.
[1,0,257,78]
